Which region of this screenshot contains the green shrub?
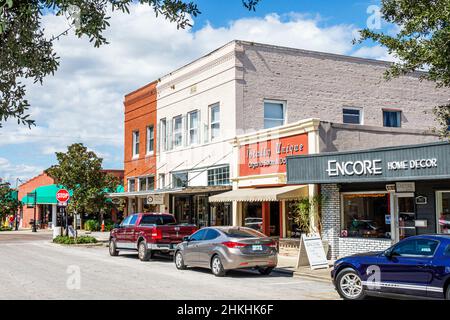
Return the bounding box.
[84,219,100,231]
[53,235,98,244]
[0,226,12,231]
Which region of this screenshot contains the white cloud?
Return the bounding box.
[352,45,398,62]
[0,3,391,182]
[0,157,43,186]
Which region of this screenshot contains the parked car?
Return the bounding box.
[331,235,450,300]
[109,213,197,261]
[173,226,278,277]
[244,217,263,231]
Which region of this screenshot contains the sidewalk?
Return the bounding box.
[78,230,110,242]
[275,255,333,283]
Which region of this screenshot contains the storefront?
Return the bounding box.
[287,142,450,259]
[210,119,320,237]
[170,186,232,227]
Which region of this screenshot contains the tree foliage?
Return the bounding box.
[0,0,259,128]
[0,181,20,221]
[45,143,119,219]
[356,0,450,139]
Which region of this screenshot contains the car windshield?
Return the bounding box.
[223,228,265,238]
[140,215,176,226]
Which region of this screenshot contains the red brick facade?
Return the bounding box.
[17,172,54,228]
[124,81,157,191]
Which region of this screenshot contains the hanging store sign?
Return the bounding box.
[239,133,308,177]
[146,194,164,205]
[287,142,450,184]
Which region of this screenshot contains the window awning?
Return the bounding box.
[208,185,308,203]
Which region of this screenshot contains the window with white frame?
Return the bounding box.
[343,108,362,124]
[146,125,154,154]
[188,110,200,145]
[264,100,285,129]
[139,176,155,191]
[128,178,136,192]
[210,103,220,140]
[173,115,183,148]
[132,131,139,157]
[159,173,166,190]
[208,166,230,186]
[160,118,167,151]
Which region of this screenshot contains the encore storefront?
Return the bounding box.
[287,142,450,259]
[209,119,320,237]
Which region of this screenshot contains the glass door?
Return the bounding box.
[394,193,416,242]
[436,191,450,234]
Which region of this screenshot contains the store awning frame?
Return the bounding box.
[208,185,308,203]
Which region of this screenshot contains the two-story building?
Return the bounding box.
[113,40,448,241]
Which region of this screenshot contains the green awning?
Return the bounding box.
[21,184,72,205]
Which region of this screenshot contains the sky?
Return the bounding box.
[0,0,397,186]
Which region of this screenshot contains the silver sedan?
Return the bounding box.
[174,226,278,276]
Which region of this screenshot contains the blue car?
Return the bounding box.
[331,235,450,300]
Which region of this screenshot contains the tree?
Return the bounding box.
[356,0,450,139]
[0,0,260,128]
[0,181,20,226]
[45,143,119,230]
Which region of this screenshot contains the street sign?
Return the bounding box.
[56,189,70,203]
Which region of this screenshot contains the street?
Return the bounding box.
[0,232,338,300]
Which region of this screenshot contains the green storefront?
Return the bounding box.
[286,142,450,259]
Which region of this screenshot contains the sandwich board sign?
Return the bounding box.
[296,234,329,270]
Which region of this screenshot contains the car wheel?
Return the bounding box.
[258,267,274,275]
[446,285,450,300]
[336,269,366,300]
[138,241,151,262]
[109,239,119,256]
[211,255,226,277]
[175,251,187,270]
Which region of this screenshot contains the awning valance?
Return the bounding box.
[208,185,308,203]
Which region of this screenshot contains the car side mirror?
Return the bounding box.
[183,236,190,242]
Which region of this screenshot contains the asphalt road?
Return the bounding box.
[0,231,339,300]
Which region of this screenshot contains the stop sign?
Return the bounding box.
[56,189,70,203]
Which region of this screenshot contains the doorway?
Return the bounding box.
[393,193,416,242]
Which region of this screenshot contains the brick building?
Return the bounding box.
[110,40,448,242]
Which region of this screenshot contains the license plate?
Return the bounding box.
[252,245,263,251]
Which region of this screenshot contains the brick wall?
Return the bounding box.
[338,237,392,259]
[321,184,341,259]
[17,172,54,228]
[124,82,157,190]
[239,41,448,134]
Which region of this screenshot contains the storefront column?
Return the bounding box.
[137,197,143,213]
[232,201,240,226]
[279,201,284,238]
[51,205,57,230]
[321,184,341,260]
[262,202,270,236]
[127,197,133,215]
[309,184,319,234]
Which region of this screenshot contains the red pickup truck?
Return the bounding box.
[109,213,197,261]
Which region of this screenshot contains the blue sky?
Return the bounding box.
[0,0,392,186]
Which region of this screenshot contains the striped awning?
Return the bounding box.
[208,185,308,203]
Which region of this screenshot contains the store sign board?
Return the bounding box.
[287,142,450,184]
[296,234,329,270]
[146,194,164,205]
[239,133,308,177]
[396,182,415,193]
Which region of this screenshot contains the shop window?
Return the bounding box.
[173,115,183,148]
[264,100,285,129]
[437,191,450,234]
[287,201,301,238]
[210,103,220,140]
[341,193,390,239]
[146,125,154,154]
[132,130,139,157]
[188,110,200,145]
[207,166,230,186]
[343,108,362,124]
[243,202,263,233]
[383,110,401,127]
[210,202,232,226]
[172,172,188,188]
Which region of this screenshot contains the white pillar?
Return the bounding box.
[51,205,57,230]
[232,201,240,226]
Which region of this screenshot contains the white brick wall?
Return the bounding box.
[338,238,392,259]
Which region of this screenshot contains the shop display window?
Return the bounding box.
[341,193,390,239]
[243,202,263,232]
[437,191,450,234]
